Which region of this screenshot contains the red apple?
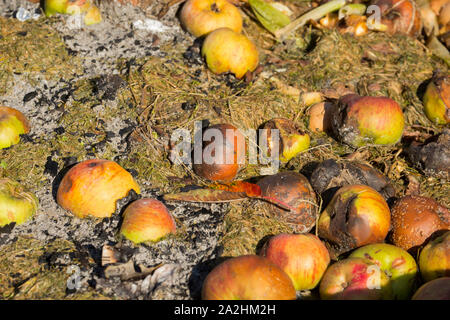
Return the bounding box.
[350,243,418,300]
[193,123,246,182]
[201,28,259,79]
[120,198,176,244]
[390,196,449,254]
[319,257,393,300]
[331,94,405,147]
[57,159,140,218]
[257,171,318,233]
[179,0,243,37]
[0,178,38,227]
[318,185,391,258]
[0,106,30,149]
[202,255,297,300]
[261,233,330,291]
[412,277,450,300]
[419,230,450,282]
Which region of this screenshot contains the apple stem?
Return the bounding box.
[274,0,348,40]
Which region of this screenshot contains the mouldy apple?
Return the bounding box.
[257,171,318,233]
[0,178,38,227]
[120,198,176,244]
[0,107,30,149]
[261,233,330,291]
[201,28,259,79]
[331,94,405,148]
[412,277,450,300]
[423,72,449,125]
[57,159,140,218]
[261,118,310,162]
[201,255,296,300]
[350,243,418,300]
[370,0,422,37]
[319,257,393,300]
[317,184,391,258]
[179,0,243,37]
[193,123,246,182]
[390,195,449,254]
[419,230,450,282]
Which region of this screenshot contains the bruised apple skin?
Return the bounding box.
[57,159,140,218]
[261,118,310,163]
[370,0,422,37]
[179,0,243,37]
[317,185,391,258]
[0,178,38,227]
[120,199,176,244]
[193,123,246,182]
[418,230,450,282]
[423,72,450,125]
[257,171,318,233]
[0,106,30,149]
[319,257,393,300]
[412,277,450,300]
[201,28,259,79]
[390,195,449,254]
[201,255,296,300]
[261,233,330,291]
[350,243,418,300]
[331,94,405,148]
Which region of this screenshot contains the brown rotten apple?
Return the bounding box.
[57,159,140,218]
[202,255,296,300]
[0,106,30,149]
[261,233,330,291]
[257,171,318,233]
[319,257,393,300]
[179,0,243,37]
[193,123,246,182]
[317,184,391,258]
[390,195,449,254]
[418,230,449,282]
[412,277,450,300]
[120,198,176,244]
[201,28,259,79]
[331,94,405,148]
[369,0,422,37]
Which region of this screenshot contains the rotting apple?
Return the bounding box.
[0,178,38,227]
[257,171,318,233]
[370,0,422,37]
[307,102,334,133]
[419,230,449,282]
[201,255,297,300]
[201,28,259,79]
[317,184,391,259]
[423,72,449,125]
[44,0,102,25]
[179,0,243,37]
[57,159,140,219]
[349,243,418,300]
[331,94,405,148]
[261,118,310,163]
[261,233,330,291]
[193,123,246,182]
[412,277,450,300]
[120,198,176,244]
[0,106,30,149]
[319,257,393,300]
[390,195,449,255]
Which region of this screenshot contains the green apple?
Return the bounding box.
[0,107,30,149]
[350,243,418,300]
[0,178,38,227]
[419,231,450,282]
